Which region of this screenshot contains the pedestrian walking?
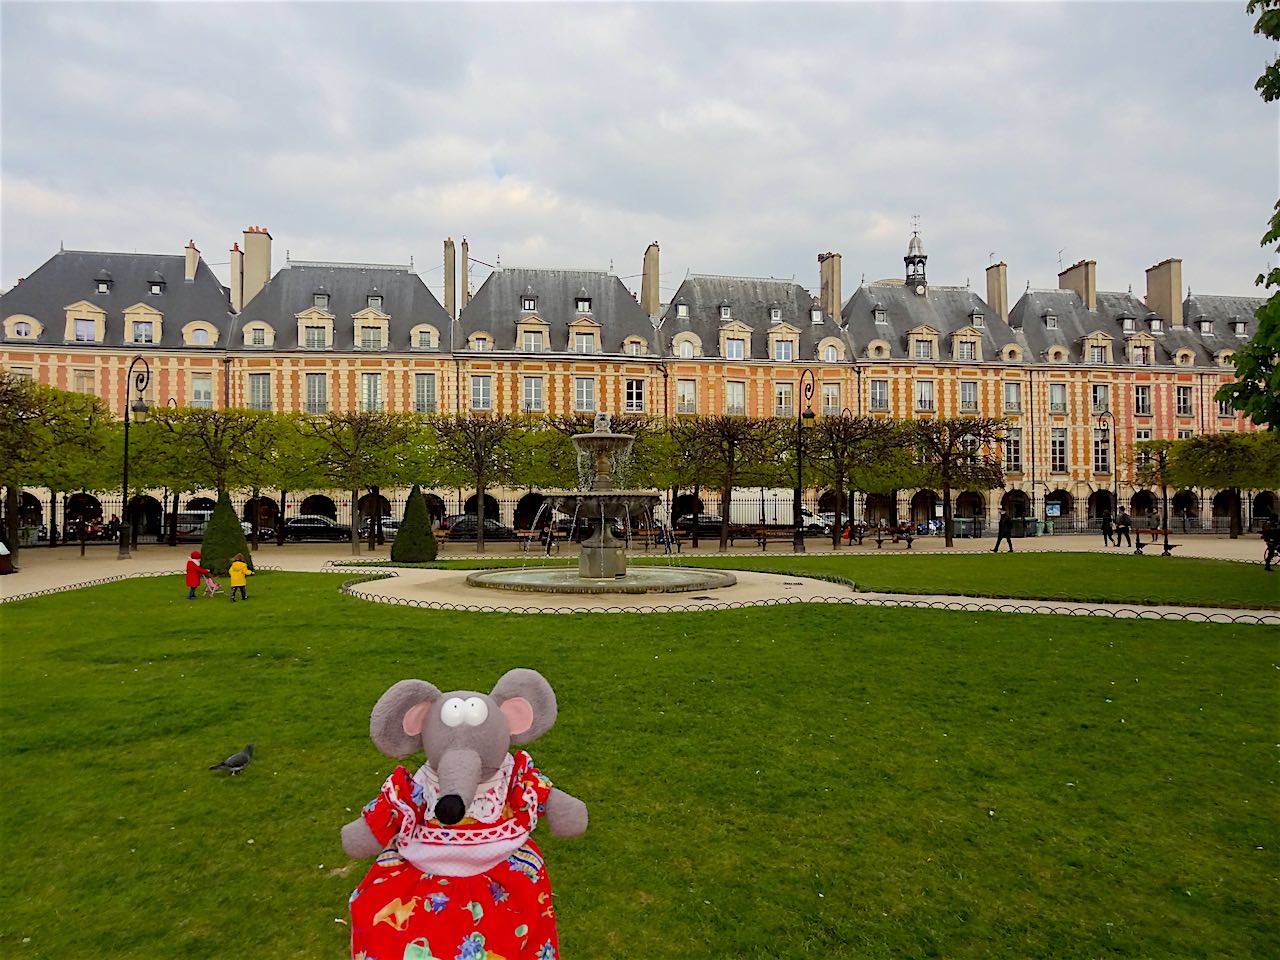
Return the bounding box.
[992,508,1014,553]
[1262,519,1280,572]
[1101,512,1114,546]
[228,553,254,602]
[185,550,209,600]
[1114,509,1132,547]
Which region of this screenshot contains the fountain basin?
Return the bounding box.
[465,566,737,595]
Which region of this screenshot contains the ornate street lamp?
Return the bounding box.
[793,368,816,553]
[117,356,151,560]
[1096,408,1118,529]
[165,397,179,546]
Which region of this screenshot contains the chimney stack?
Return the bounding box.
[241,226,272,309]
[229,241,244,312]
[641,241,660,317]
[1145,258,1183,326]
[461,238,471,309]
[184,239,200,282]
[444,238,456,320]
[1058,259,1096,312]
[985,261,1009,323]
[818,252,842,322]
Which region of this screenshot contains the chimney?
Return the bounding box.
[242,226,272,309]
[1145,258,1183,326]
[985,261,1009,323]
[818,252,842,321]
[641,241,660,317]
[444,238,456,320]
[184,239,200,282]
[1058,259,1096,312]
[461,238,471,309]
[229,241,244,312]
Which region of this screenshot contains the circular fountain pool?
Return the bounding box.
[465,566,737,595]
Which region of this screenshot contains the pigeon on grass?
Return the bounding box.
[210,743,254,775]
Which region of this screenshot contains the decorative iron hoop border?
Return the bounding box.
[0,566,284,605]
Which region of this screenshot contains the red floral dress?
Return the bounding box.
[349,750,560,960]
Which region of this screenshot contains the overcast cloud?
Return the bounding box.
[2,0,1276,306]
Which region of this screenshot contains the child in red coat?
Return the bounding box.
[185,550,209,600]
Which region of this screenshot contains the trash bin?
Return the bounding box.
[18,525,38,547]
[1043,519,1054,536]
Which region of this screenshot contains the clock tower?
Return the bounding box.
[905,230,927,294]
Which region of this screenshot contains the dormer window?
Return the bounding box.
[773,340,793,361]
[1151,319,1164,333]
[417,329,434,349]
[971,312,984,328]
[811,308,823,324]
[679,340,694,359]
[1234,320,1248,337]
[676,303,689,319]
[873,307,887,324]
[957,340,976,361]
[150,282,164,296]
[14,321,31,337]
[576,297,592,313]
[770,307,782,322]
[314,293,329,310]
[251,328,265,346]
[574,331,595,354]
[360,327,383,350]
[192,328,209,345]
[725,337,745,360]
[1199,320,1213,335]
[96,281,110,294]
[1122,317,1134,333]
[914,339,933,360]
[132,321,154,344]
[94,270,113,294]
[720,304,732,319]
[1133,345,1150,365]
[368,295,382,311]
[1045,314,1058,329]
[74,319,96,342]
[522,297,536,311]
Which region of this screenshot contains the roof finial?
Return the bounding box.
[910,213,921,235]
[989,251,996,265]
[1057,248,1065,272]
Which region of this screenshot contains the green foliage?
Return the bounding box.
[432,414,524,549]
[199,492,251,576]
[668,415,782,545]
[390,484,438,562]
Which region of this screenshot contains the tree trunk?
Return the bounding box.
[690,484,700,549]
[942,480,955,548]
[4,484,20,567]
[350,489,361,555]
[832,475,845,550]
[276,490,287,545]
[476,480,487,553]
[250,486,261,551]
[367,485,378,551]
[1230,487,1242,539]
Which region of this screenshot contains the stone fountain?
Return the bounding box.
[465,413,736,595]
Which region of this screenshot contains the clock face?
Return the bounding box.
[915,284,925,295]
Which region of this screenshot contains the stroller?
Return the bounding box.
[202,572,223,596]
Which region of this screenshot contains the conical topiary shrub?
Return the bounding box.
[201,492,252,576]
[391,484,437,563]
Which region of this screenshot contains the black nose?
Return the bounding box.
[435,794,466,825]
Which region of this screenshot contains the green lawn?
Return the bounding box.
[1,572,1276,959]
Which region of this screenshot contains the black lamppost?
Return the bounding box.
[1096,408,1118,527]
[118,356,152,560]
[793,368,816,553]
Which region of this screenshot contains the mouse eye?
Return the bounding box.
[463,697,489,726]
[440,698,466,727]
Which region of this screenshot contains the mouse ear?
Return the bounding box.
[369,679,442,757]
[490,669,557,744]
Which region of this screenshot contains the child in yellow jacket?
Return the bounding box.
[228,554,254,602]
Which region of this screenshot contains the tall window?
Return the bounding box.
[960,380,978,412]
[725,381,746,415]
[678,340,695,359]
[914,380,935,411]
[523,376,544,413]
[248,373,271,410]
[74,319,95,341]
[523,330,545,352]
[824,344,839,362]
[360,373,382,412]
[251,327,266,346]
[470,375,492,411]
[1091,384,1110,413]
[72,370,94,394]
[574,377,596,412]
[773,340,793,362]
[1176,385,1192,416]
[774,382,794,418]
[1218,398,1233,417]
[415,373,437,413]
[191,374,213,409]
[1093,429,1111,473]
[625,379,645,413]
[957,340,976,361]
[1133,346,1150,365]
[132,321,154,344]
[1089,344,1106,364]
[676,379,696,414]
[914,339,933,360]
[1134,385,1152,416]
[870,379,889,411]
[1004,428,1022,472]
[1049,382,1067,413]
[821,383,840,416]
[304,325,326,349]
[1050,428,1068,473]
[1003,381,1022,412]
[360,327,383,350]
[726,338,745,360]
[305,373,327,414]
[574,332,594,354]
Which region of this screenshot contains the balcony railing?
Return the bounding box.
[1049,402,1067,413]
[960,401,978,412]
[726,404,746,416]
[676,401,697,414]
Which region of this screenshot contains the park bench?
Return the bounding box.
[872,526,914,549]
[1133,532,1179,557]
[753,527,797,550]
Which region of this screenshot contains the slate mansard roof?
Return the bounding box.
[842,282,1015,359]
[1,249,233,347]
[657,274,832,359]
[230,261,451,351]
[457,267,657,352]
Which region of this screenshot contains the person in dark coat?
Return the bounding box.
[1262,519,1280,572]
[992,509,1014,553]
[1114,509,1132,547]
[1101,512,1114,546]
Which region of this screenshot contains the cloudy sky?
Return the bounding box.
[2,1,1275,308]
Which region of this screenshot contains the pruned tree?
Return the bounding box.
[148,407,279,496]
[1132,439,1178,538]
[432,414,524,552]
[908,417,1009,547]
[807,414,903,548]
[1169,432,1280,538]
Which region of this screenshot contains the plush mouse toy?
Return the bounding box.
[342,669,588,960]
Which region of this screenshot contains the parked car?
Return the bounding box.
[358,516,401,538]
[439,514,520,541]
[284,515,352,541]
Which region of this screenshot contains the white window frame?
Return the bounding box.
[248,373,271,411]
[821,383,840,416]
[726,338,745,360]
[676,379,696,414]
[1093,428,1111,473]
[305,373,328,414]
[470,375,492,411]
[1004,428,1022,472]
[915,379,935,411]
[625,378,645,413]
[960,380,978,412]
[1217,398,1233,418]
[774,339,793,362]
[1049,382,1067,413]
[414,373,437,414]
[957,340,976,361]
[1176,385,1192,417]
[360,372,382,412]
[523,376,544,413]
[1003,381,1022,412]
[191,374,213,409]
[574,331,595,354]
[774,382,794,418]
[1091,384,1110,413]
[1134,385,1152,416]
[304,325,326,349]
[725,381,746,416]
[523,330,545,352]
[914,339,933,360]
[1050,428,1068,473]
[676,303,689,319]
[870,379,889,411]
[574,377,596,413]
[74,318,96,342]
[132,321,154,344]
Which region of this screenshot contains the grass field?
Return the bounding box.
[1,570,1276,959]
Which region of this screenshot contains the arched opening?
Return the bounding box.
[1253,490,1278,528]
[513,493,547,531]
[671,493,704,523]
[299,494,337,520]
[243,496,279,530]
[19,491,42,526]
[1171,490,1200,531]
[864,493,895,527]
[910,489,939,531]
[1087,490,1114,526]
[1044,489,1073,531]
[1129,490,1156,521]
[66,493,104,538]
[955,491,986,537]
[357,492,391,521]
[463,492,501,522]
[1211,489,1238,533]
[1001,489,1030,517]
[423,493,446,523]
[817,489,852,514]
[128,494,164,539]
[186,496,216,512]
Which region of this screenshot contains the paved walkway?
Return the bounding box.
[2,534,1275,623]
